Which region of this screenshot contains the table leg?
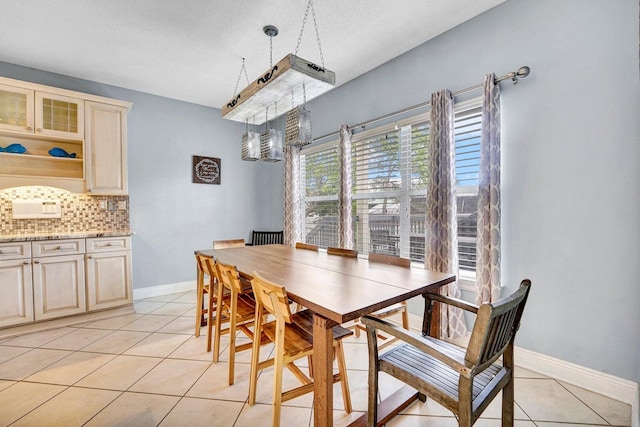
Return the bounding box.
[312,313,336,427]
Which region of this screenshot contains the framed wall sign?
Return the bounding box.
[192,155,221,185]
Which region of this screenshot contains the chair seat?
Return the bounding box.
[380,338,504,407]
[292,309,354,341]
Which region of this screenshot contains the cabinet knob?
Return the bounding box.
[106,243,112,246]
[26,126,33,131]
[36,128,43,132]
[34,260,40,264]
[0,250,3,254]
[87,255,93,259]
[23,261,29,265]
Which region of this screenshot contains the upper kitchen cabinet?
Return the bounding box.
[85,102,128,194]
[0,76,131,194]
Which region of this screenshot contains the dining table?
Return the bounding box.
[195,244,455,426]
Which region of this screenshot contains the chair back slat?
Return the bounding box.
[251,271,293,324]
[213,239,246,249]
[251,230,283,246]
[327,247,358,258]
[295,242,319,251]
[466,280,531,368]
[201,256,220,282]
[368,253,410,268]
[216,261,243,294]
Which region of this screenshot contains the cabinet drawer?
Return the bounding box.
[32,239,85,257]
[87,236,131,253]
[0,242,31,260]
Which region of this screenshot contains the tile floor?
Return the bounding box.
[0,290,632,427]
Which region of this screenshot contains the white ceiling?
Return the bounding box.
[2,0,505,108]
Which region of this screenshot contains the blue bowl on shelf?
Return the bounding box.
[0,143,27,154]
[48,147,76,158]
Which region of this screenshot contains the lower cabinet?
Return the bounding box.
[32,254,86,320]
[0,257,34,328]
[0,236,132,328]
[86,237,132,311]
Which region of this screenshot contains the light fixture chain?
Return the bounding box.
[232,58,249,97]
[295,0,325,67]
[269,36,273,68]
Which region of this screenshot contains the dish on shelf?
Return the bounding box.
[48,147,77,158]
[0,143,27,154]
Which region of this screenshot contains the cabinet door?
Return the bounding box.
[35,91,84,139]
[86,250,132,311]
[0,259,34,327]
[32,254,86,320]
[0,84,34,133]
[85,101,128,194]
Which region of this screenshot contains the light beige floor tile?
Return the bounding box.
[534,423,609,427]
[25,351,115,385]
[85,391,179,426]
[142,294,183,303]
[400,397,453,417]
[0,345,31,364]
[134,300,167,314]
[150,302,194,316]
[76,355,162,390]
[515,366,549,379]
[476,391,529,420]
[129,358,210,396]
[473,420,538,427]
[0,380,15,392]
[81,330,150,354]
[180,305,198,319]
[123,332,190,357]
[119,314,175,332]
[39,327,113,351]
[0,348,72,380]
[235,402,312,427]
[167,336,216,361]
[342,341,370,371]
[515,378,606,423]
[386,414,459,427]
[11,386,120,427]
[186,360,252,401]
[561,382,632,426]
[158,316,198,334]
[326,409,367,427]
[1,327,76,347]
[0,382,66,425]
[159,396,244,427]
[82,313,143,330]
[171,291,198,304]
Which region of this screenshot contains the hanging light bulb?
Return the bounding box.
[241,119,261,161]
[260,105,283,162]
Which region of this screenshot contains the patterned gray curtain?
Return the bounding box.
[475,73,502,304]
[283,145,302,246]
[338,125,353,249]
[426,89,467,340]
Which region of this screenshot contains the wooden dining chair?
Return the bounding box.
[327,246,358,258]
[362,279,532,427]
[213,238,246,249]
[294,241,318,251]
[248,271,353,427]
[209,260,266,385]
[350,253,411,348]
[194,252,215,337]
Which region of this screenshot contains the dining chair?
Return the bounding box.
[350,253,411,348]
[327,246,358,258]
[294,241,318,251]
[248,271,353,427]
[209,260,267,385]
[248,230,283,246]
[213,238,246,249]
[362,279,532,427]
[194,252,215,337]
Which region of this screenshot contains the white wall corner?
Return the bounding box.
[408,313,639,425]
[132,280,196,300]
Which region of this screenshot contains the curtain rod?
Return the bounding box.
[312,65,531,142]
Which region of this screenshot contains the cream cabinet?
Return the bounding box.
[0,242,34,328]
[32,239,86,320]
[0,76,130,194]
[86,236,132,311]
[85,102,128,194]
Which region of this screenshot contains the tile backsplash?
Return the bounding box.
[0,186,129,235]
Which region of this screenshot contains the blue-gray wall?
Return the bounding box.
[306,0,640,383]
[0,62,285,289]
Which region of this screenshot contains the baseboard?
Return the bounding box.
[408,313,639,426]
[132,280,196,300]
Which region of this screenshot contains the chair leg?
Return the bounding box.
[195,266,204,337]
[401,301,409,330]
[248,312,263,406]
[366,326,379,427]
[271,329,286,427]
[213,285,224,363]
[206,285,215,352]
[335,340,352,413]
[228,297,238,385]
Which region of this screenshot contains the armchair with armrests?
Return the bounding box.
[362,279,531,427]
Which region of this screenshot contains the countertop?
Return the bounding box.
[0,230,134,243]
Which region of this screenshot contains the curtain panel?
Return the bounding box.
[338,125,354,249]
[426,89,467,341]
[475,73,502,304]
[283,145,302,246]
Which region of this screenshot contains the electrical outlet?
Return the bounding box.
[118,201,127,210]
[99,200,107,210]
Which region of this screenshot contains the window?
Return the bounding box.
[300,97,482,278]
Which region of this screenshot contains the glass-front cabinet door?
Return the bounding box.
[0,84,34,133]
[35,92,84,138]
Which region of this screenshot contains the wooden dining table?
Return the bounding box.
[195,244,455,426]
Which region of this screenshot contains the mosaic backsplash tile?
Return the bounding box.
[0,186,129,235]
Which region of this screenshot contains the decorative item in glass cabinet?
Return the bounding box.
[48,147,76,158]
[0,143,27,154]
